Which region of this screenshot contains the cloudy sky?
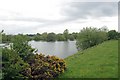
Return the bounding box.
[0,0,119,34]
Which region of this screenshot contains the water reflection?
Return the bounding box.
[29,41,78,58]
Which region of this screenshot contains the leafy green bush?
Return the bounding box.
[2,48,29,79]
[76,27,108,50]
[47,33,56,42]
[107,30,119,40]
[69,34,75,41]
[22,54,66,79]
[56,34,65,41]
[11,34,35,61]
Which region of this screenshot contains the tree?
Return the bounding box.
[26,34,35,41]
[47,33,56,42]
[1,30,15,43]
[118,33,120,39]
[63,29,69,41]
[107,30,118,40]
[72,32,78,39]
[76,27,108,50]
[41,32,47,41]
[56,34,65,41]
[69,34,75,41]
[11,34,35,61]
[34,33,42,41]
[2,34,13,43]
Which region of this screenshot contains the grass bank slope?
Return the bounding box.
[59,40,118,78]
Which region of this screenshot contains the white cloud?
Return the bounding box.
[0,0,66,20]
[0,0,118,34]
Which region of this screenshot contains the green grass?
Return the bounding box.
[59,40,118,78]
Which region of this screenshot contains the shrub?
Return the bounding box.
[2,48,29,79]
[69,34,75,41]
[47,33,56,42]
[76,27,108,50]
[56,34,65,41]
[107,30,118,40]
[11,34,35,61]
[22,54,66,79]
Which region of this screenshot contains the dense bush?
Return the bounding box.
[47,33,56,42]
[107,30,119,40]
[2,48,29,79]
[76,27,108,50]
[34,34,42,41]
[69,34,75,41]
[41,32,48,41]
[22,54,66,79]
[11,34,35,61]
[2,34,13,43]
[72,32,78,39]
[56,34,65,41]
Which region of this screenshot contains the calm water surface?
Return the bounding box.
[29,41,78,58]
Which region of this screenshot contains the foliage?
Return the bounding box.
[2,32,66,79]
[3,29,78,42]
[63,29,69,41]
[11,34,35,61]
[76,27,108,50]
[107,30,119,40]
[47,33,56,42]
[118,33,120,39]
[26,34,35,41]
[22,54,66,79]
[72,32,78,39]
[2,34,13,43]
[56,34,65,41]
[69,34,75,41]
[41,32,48,41]
[34,33,42,41]
[2,48,29,79]
[0,33,1,43]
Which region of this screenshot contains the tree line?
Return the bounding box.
[2,28,120,44]
[28,29,78,41]
[2,29,78,43]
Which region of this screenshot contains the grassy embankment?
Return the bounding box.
[59,40,118,78]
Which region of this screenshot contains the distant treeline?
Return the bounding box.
[28,29,78,41]
[1,28,120,43]
[2,29,78,43]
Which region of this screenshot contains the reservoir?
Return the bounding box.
[29,41,78,58]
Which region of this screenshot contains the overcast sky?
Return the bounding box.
[0,0,119,34]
